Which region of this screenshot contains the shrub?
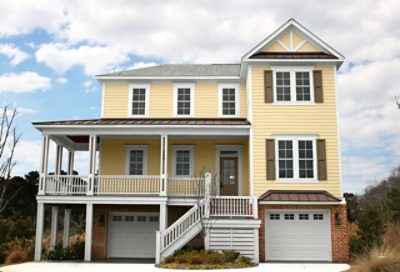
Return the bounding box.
[349,246,400,272]
[2,238,34,264]
[205,251,224,264]
[222,250,239,262]
[356,206,386,252]
[42,234,85,261]
[238,256,252,265]
[163,255,175,264]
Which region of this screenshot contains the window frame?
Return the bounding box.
[128,83,150,117]
[173,83,195,117]
[125,145,148,176]
[274,135,318,182]
[218,83,240,117]
[272,67,314,104]
[172,145,195,178]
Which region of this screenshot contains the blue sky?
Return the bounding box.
[0,0,399,194]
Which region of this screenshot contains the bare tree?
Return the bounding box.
[395,96,400,109]
[0,105,22,214]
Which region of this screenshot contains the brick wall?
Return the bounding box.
[258,204,349,262]
[92,204,203,260]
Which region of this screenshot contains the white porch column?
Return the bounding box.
[159,135,168,196]
[84,203,93,261]
[55,144,63,175]
[50,206,59,249]
[87,135,96,195]
[159,204,168,232]
[63,208,71,248]
[67,150,74,175]
[34,203,45,261]
[38,135,50,195]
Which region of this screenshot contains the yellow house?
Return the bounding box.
[33,19,349,264]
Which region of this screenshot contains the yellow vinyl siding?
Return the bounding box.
[251,65,341,197]
[298,41,319,52]
[103,82,247,118]
[279,31,291,48]
[292,31,303,48]
[100,138,250,196]
[103,83,129,117]
[264,42,286,52]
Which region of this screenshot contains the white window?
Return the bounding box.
[129,84,149,117]
[125,145,148,175]
[218,84,240,117]
[275,136,317,182]
[174,84,194,117]
[172,145,194,177]
[273,67,314,103]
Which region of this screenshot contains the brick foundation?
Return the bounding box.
[92,204,202,260]
[258,204,349,262]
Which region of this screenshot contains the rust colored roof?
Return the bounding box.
[33,118,251,126]
[250,52,338,59]
[259,190,341,202]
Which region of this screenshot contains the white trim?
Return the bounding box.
[272,66,314,104]
[218,83,240,117]
[37,195,168,205]
[101,82,105,117]
[333,66,343,196]
[294,40,307,51]
[276,40,290,51]
[215,145,243,196]
[247,66,254,195]
[171,145,195,177]
[274,135,318,183]
[128,83,150,117]
[241,18,345,61]
[125,145,148,175]
[173,83,195,117]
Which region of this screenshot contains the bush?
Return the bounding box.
[42,235,85,261]
[1,238,34,264]
[349,246,400,272]
[222,250,239,262]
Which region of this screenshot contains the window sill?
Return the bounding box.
[272,102,315,106]
[273,179,319,183]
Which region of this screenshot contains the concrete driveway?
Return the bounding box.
[0,262,350,272]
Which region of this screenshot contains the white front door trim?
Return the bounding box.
[215,145,243,196]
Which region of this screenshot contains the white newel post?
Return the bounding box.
[55,144,63,175]
[34,203,45,261]
[38,135,50,195]
[87,135,96,196]
[159,135,168,196]
[84,203,93,261]
[50,206,59,249]
[252,194,258,219]
[155,231,161,265]
[63,208,71,248]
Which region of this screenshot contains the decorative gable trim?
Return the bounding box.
[241,18,344,62]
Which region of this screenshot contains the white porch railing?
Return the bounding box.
[94,175,161,195]
[45,175,88,195]
[210,195,257,217]
[167,177,205,196]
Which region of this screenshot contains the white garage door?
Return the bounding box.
[108,212,159,258]
[265,210,331,261]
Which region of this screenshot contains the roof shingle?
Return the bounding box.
[259,190,341,202]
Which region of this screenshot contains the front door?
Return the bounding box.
[220,157,238,195]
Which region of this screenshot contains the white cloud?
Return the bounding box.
[82,80,97,93]
[17,107,37,114]
[56,77,68,84]
[0,43,29,65]
[126,62,158,70]
[0,72,51,93]
[35,43,129,75]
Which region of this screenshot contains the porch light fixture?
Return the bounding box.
[335,212,341,225]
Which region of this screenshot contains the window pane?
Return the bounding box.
[222,88,236,115]
[131,88,146,115]
[298,140,314,178]
[129,150,144,175]
[295,72,311,101]
[175,150,191,176]
[177,88,191,115]
[278,140,294,178]
[276,72,291,101]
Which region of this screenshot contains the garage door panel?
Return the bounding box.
[266,210,331,261]
[108,212,158,258]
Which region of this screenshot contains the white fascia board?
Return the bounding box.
[34,125,251,136]
[37,195,168,205]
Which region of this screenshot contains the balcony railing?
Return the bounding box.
[167,177,205,197]
[210,196,257,217]
[45,175,88,195]
[94,175,161,195]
